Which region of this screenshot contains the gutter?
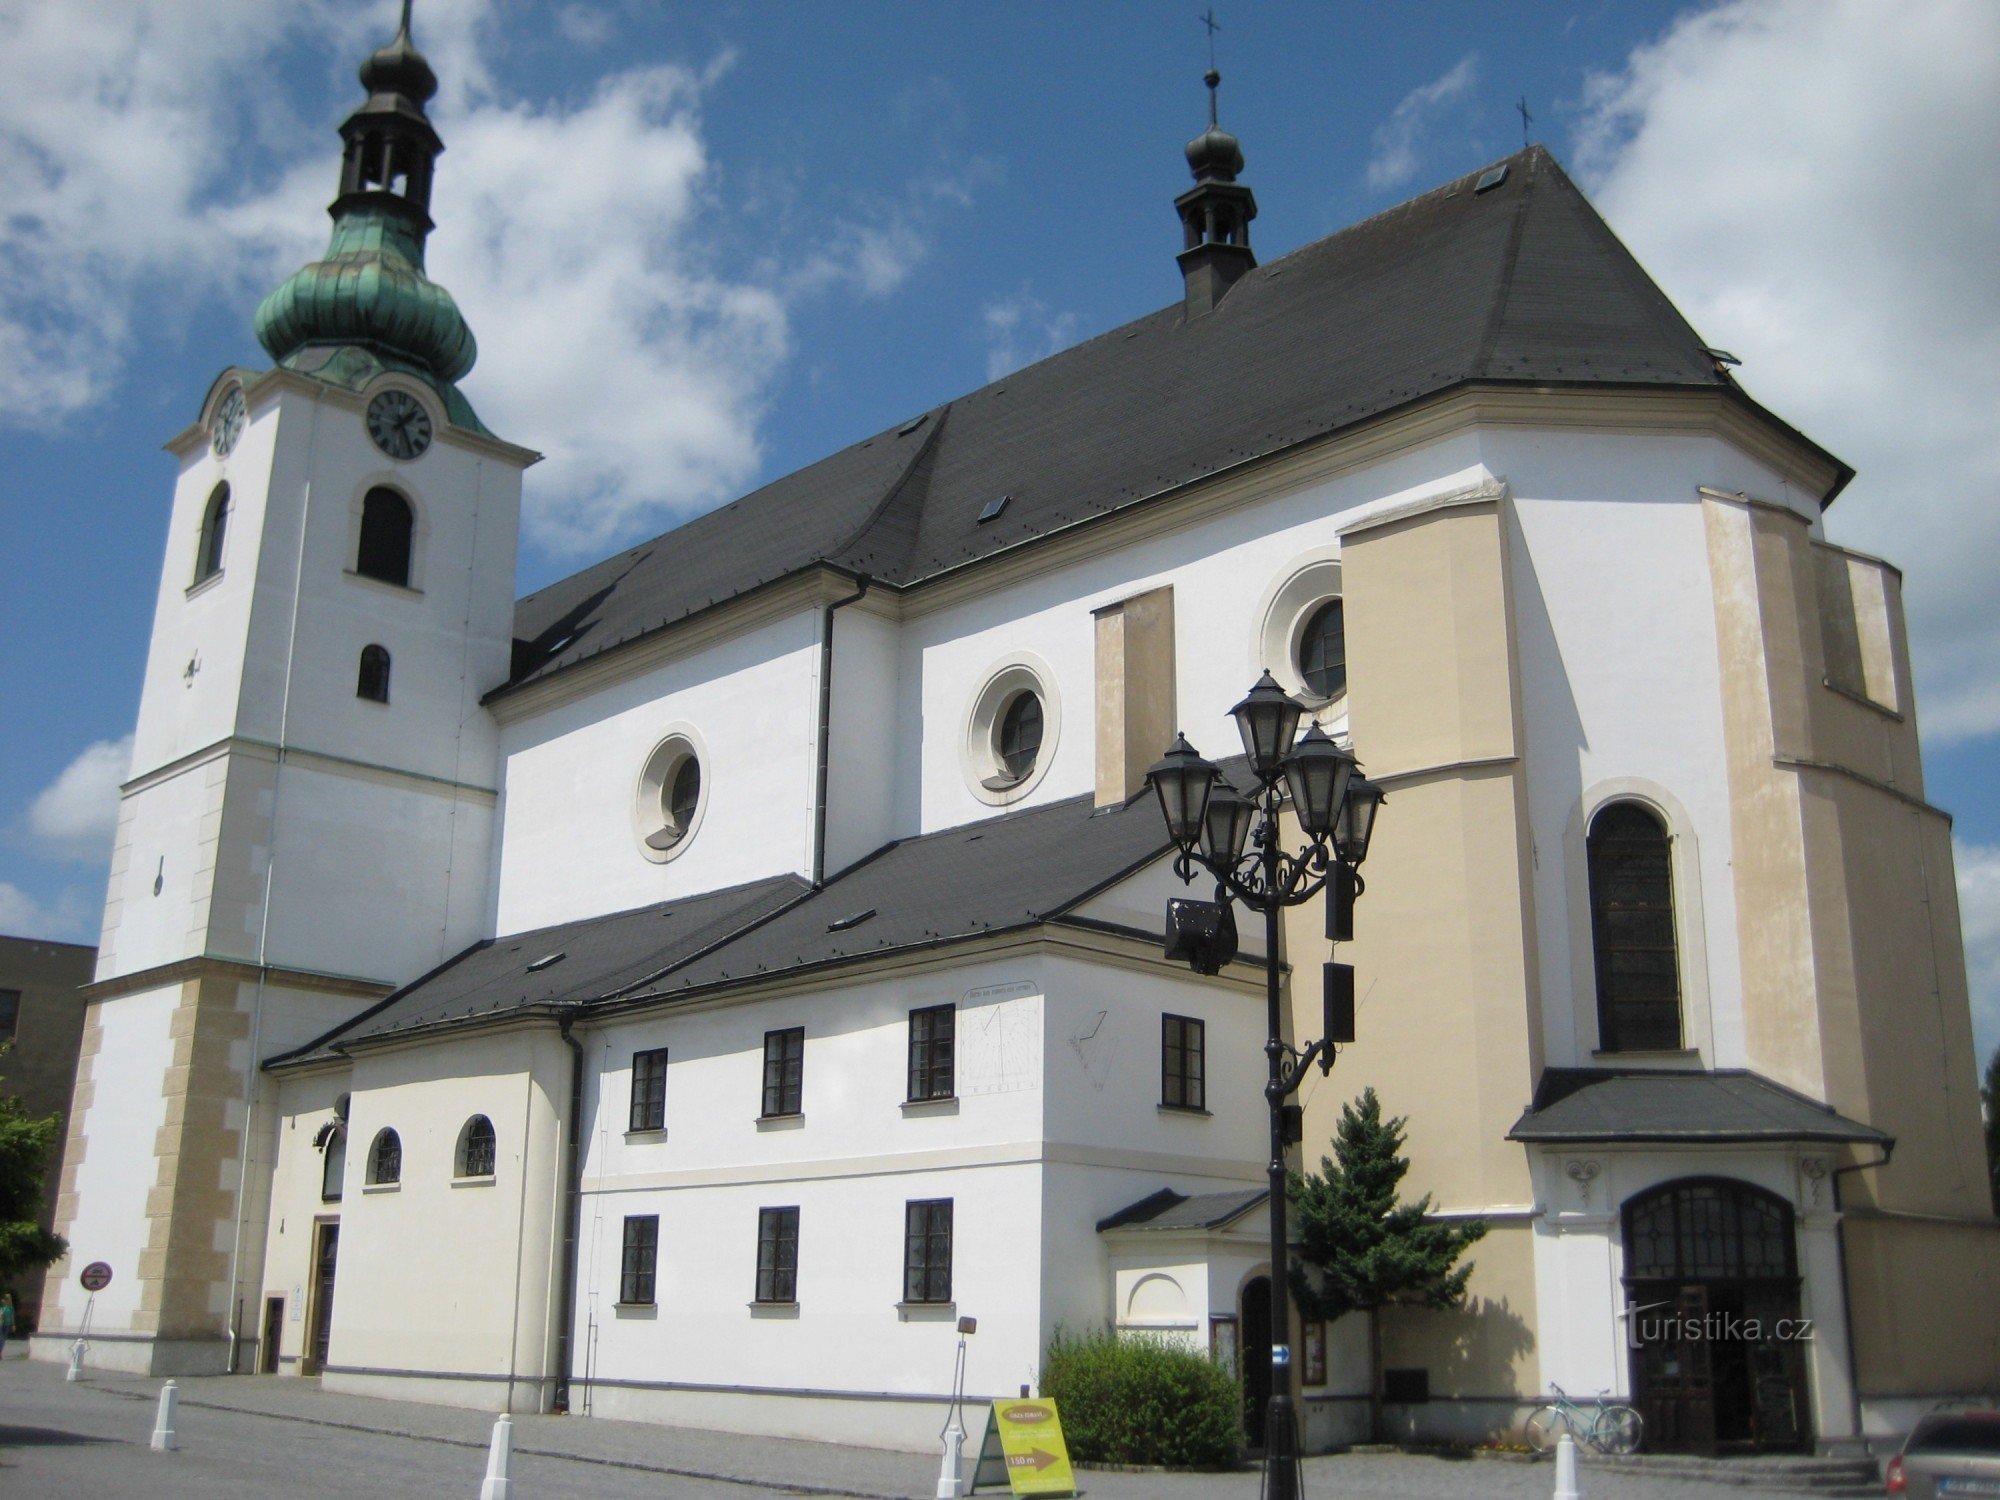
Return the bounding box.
[811,574,871,885]
[551,1013,587,1413]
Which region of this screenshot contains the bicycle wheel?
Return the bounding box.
[1524,1405,1574,1454]
[1592,1404,1643,1455]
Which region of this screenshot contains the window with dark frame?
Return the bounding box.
[756,1206,799,1303]
[620,1214,658,1304]
[907,1004,955,1101]
[1162,1014,1205,1110]
[903,1198,953,1304]
[629,1047,668,1131]
[1586,802,1683,1052]
[356,487,414,586]
[356,644,391,703]
[1296,597,1347,700]
[995,691,1044,780]
[367,1127,401,1185]
[320,1126,345,1202]
[762,1027,804,1116]
[195,483,230,583]
[457,1115,496,1177]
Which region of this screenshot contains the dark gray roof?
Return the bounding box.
[274,783,1177,1063]
[1097,1187,1268,1234]
[1507,1068,1892,1147]
[503,147,1844,693]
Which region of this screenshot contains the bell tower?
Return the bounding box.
[37,7,535,1376]
[1175,68,1258,317]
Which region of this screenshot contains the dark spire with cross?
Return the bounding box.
[1175,9,1257,317]
[1517,96,1534,148]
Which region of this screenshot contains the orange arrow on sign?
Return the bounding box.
[1006,1449,1059,1471]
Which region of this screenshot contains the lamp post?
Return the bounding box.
[1146,672,1383,1500]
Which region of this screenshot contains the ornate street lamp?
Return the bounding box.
[1144,682,1384,1500]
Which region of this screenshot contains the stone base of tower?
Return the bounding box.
[28,1329,240,1377]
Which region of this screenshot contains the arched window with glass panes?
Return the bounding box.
[1586,802,1682,1051]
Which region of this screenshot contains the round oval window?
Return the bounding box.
[1296,597,1346,701]
[995,691,1044,781]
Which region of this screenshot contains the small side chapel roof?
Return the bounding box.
[502,145,1850,694]
[1507,1068,1892,1147]
[1097,1187,1268,1234]
[271,781,1182,1064]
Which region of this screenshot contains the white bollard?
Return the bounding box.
[1553,1433,1581,1500]
[150,1380,179,1452]
[479,1413,514,1500]
[934,1414,967,1499]
[66,1339,86,1383]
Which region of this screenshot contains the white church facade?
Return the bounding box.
[37,16,1999,1457]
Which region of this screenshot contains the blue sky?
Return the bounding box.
[2,0,1995,1064]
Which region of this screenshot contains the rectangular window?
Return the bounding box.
[903,1198,953,1304]
[762,1027,804,1117]
[629,1047,668,1132]
[1162,1014,1205,1110]
[0,989,18,1047]
[906,1004,956,1101]
[620,1214,658,1305]
[756,1206,799,1304]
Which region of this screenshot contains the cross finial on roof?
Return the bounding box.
[1201,10,1222,125]
[1517,95,1533,148]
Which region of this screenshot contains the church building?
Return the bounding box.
[36,15,1998,1458]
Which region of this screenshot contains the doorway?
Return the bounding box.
[259,1297,284,1374]
[304,1221,339,1376]
[1240,1275,1273,1448]
[1622,1179,1809,1454]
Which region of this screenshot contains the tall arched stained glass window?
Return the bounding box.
[1587,802,1682,1052]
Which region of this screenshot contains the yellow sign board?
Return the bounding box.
[979,1398,1077,1497]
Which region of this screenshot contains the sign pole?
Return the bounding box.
[69,1261,114,1382]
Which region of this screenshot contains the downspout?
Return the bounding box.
[811,574,871,886]
[551,1013,586,1412]
[1831,1143,1895,1448]
[227,393,319,1374]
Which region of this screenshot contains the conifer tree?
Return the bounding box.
[1289,1087,1486,1442]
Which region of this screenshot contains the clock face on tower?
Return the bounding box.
[210,388,246,458]
[367,390,434,461]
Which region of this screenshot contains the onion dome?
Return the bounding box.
[253,1,476,387]
[1185,72,1245,183]
[1174,67,1258,315]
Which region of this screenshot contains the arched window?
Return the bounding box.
[320,1125,346,1203]
[367,1127,402,1186]
[195,483,230,584]
[1623,1178,1796,1284]
[1587,802,1682,1051]
[356,488,414,586]
[457,1115,496,1178]
[356,644,391,703]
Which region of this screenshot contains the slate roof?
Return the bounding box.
[1507,1068,1892,1147]
[1097,1187,1268,1234]
[273,782,1179,1064]
[502,147,1846,693]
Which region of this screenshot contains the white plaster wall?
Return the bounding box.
[492,609,822,932]
[823,605,902,877]
[1499,431,1811,1074]
[1071,857,1269,960]
[896,434,1489,836]
[258,1068,351,1371]
[327,1028,568,1409]
[97,762,215,977]
[261,763,495,982]
[42,984,179,1334]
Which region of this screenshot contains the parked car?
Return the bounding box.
[1885,1408,2000,1496]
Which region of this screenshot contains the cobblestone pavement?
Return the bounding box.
[0,1353,1848,1499]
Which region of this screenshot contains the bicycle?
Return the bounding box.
[1525,1383,1644,1455]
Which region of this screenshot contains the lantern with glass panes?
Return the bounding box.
[1143,671,1384,1500]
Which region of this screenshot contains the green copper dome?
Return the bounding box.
[254,207,476,383]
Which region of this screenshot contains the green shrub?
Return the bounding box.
[1041,1328,1240,1467]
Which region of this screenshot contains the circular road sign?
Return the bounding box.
[79,1262,113,1292]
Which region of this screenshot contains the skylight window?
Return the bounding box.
[977,495,1011,524]
[898,412,929,436]
[526,951,567,973]
[1475,165,1509,194]
[827,908,877,933]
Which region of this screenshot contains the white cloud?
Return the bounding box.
[26,736,133,864]
[0,881,95,944]
[1954,840,2000,1070]
[555,5,615,47]
[0,2,981,556]
[1365,55,1479,192]
[982,290,1079,382]
[1574,0,2000,744]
